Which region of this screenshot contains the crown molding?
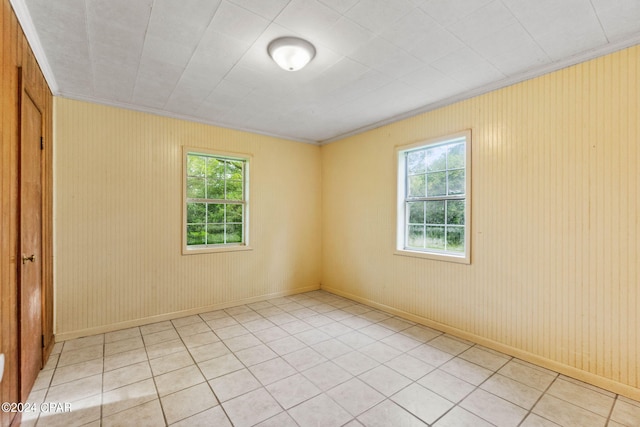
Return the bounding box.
[9,0,59,94]
[56,91,320,145]
[320,36,640,145]
[8,0,640,146]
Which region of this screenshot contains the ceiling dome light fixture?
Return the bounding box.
[268,37,316,72]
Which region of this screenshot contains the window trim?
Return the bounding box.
[182,146,252,255]
[394,130,471,264]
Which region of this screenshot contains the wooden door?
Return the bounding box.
[19,86,43,401]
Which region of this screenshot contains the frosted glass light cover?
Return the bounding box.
[268,37,316,71]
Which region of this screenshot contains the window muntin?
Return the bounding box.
[397,132,470,263]
[184,150,248,251]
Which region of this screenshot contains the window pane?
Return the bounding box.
[407,150,426,174]
[226,180,243,200]
[207,224,225,244]
[408,225,424,248]
[408,174,426,197]
[187,225,206,245]
[186,153,248,249]
[447,169,465,195]
[227,161,243,180]
[226,204,243,223]
[447,200,465,225]
[427,146,447,171]
[226,224,243,243]
[408,202,424,224]
[187,202,206,224]
[446,226,465,252]
[207,180,225,200]
[427,172,446,196]
[399,136,468,259]
[187,155,206,177]
[425,201,445,224]
[187,177,205,198]
[447,143,465,169]
[426,226,445,250]
[206,158,225,180]
[207,203,224,223]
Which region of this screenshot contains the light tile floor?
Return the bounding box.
[22,290,640,427]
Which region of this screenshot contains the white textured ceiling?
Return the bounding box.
[14,0,640,143]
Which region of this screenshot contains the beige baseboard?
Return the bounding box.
[55,285,320,342]
[321,285,640,402]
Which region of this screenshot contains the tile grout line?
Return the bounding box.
[112,327,152,425]
[427,342,505,427]
[529,374,621,424]
[242,296,375,424]
[316,320,444,425]
[36,340,63,426]
[192,311,237,427]
[605,394,618,426]
[57,305,388,426]
[100,337,105,427]
[151,321,177,427]
[146,315,230,426]
[195,305,279,427]
[515,371,559,426]
[31,291,639,427]
[233,295,360,425]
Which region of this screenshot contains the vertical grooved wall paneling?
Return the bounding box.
[321,46,640,399]
[1,0,53,425]
[54,98,322,339]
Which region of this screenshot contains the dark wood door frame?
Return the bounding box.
[15,67,53,407]
[18,75,42,402]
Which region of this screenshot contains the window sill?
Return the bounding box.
[182,245,253,255]
[394,249,470,265]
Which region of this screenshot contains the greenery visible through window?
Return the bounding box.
[185,152,247,248]
[398,133,470,262]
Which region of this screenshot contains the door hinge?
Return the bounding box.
[40,136,44,150]
[41,335,45,348]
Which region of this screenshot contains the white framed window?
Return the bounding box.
[396,131,471,264]
[183,147,251,254]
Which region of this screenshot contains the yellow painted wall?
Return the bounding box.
[54,98,321,339]
[54,46,639,398]
[321,45,639,398]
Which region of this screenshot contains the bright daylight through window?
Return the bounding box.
[184,149,249,253]
[397,131,471,264]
